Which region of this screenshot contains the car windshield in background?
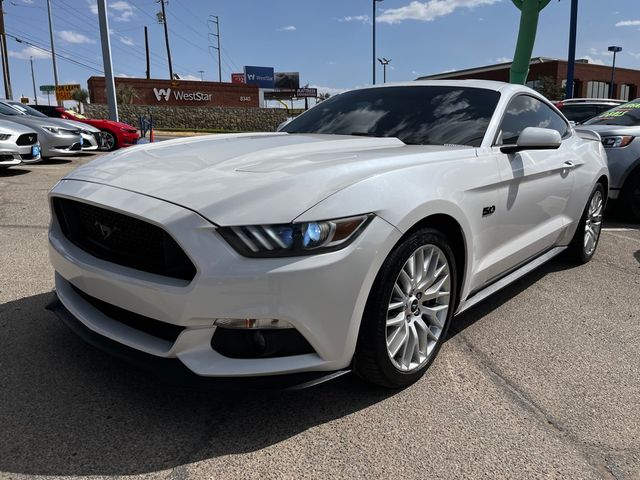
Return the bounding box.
[584,100,640,126]
[0,102,23,116]
[66,110,88,119]
[9,103,48,117]
[281,86,501,147]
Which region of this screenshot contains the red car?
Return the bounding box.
[29,105,139,151]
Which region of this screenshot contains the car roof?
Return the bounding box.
[558,98,626,104]
[348,79,532,95]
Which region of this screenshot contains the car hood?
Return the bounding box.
[64,132,471,225]
[580,124,640,136]
[87,118,136,130]
[59,119,100,133]
[0,114,77,133]
[0,118,37,135]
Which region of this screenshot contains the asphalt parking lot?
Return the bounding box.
[1,152,639,480]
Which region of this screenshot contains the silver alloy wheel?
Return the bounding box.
[386,245,451,372]
[102,132,115,151]
[584,189,603,256]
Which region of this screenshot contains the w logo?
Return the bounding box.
[153,88,171,101]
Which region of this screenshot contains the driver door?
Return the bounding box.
[484,94,578,283]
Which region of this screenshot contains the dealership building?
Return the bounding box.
[417,57,640,100]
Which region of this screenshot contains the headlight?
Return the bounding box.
[601,136,634,148]
[42,126,61,134]
[219,214,373,257]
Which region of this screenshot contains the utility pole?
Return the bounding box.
[198,70,204,81]
[158,0,173,80]
[144,25,150,79]
[0,0,13,99]
[565,0,578,99]
[46,0,60,105]
[97,0,118,121]
[30,56,37,104]
[208,15,221,82]
[372,0,383,85]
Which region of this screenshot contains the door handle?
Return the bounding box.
[563,161,575,169]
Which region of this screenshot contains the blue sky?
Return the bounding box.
[4,0,640,102]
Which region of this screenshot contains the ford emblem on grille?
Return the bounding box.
[94,220,118,240]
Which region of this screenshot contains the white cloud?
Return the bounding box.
[339,15,370,23]
[177,74,202,81]
[119,35,135,46]
[110,1,134,21]
[628,51,640,60]
[278,25,296,31]
[327,61,336,65]
[495,56,512,63]
[615,20,640,27]
[88,1,98,14]
[411,70,420,75]
[580,55,605,66]
[116,73,137,78]
[309,84,348,96]
[378,0,501,24]
[57,30,95,44]
[9,45,50,60]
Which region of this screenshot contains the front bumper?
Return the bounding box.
[81,132,99,151]
[41,134,83,157]
[121,131,139,147]
[48,180,400,380]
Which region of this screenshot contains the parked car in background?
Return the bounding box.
[0,118,41,168]
[6,101,100,151]
[0,102,82,158]
[554,98,626,125]
[48,81,609,389]
[29,105,139,151]
[584,99,640,221]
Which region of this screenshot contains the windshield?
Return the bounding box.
[66,110,88,119]
[281,86,501,147]
[584,100,640,126]
[0,102,23,116]
[9,102,48,118]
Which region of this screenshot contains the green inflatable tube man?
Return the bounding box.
[510,0,553,84]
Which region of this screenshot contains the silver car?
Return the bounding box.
[0,102,82,158]
[5,101,100,151]
[0,118,41,168]
[584,100,640,221]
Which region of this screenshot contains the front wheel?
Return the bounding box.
[567,183,605,263]
[618,169,640,223]
[101,131,117,151]
[354,228,457,388]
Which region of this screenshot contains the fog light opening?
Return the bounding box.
[213,318,294,330]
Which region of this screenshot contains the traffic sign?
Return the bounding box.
[39,85,55,92]
[55,84,81,101]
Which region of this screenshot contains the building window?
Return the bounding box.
[526,79,541,90]
[586,81,610,99]
[619,84,630,101]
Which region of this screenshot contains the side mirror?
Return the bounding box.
[500,127,562,154]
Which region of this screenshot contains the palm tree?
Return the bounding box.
[317,92,331,102]
[70,88,89,113]
[116,84,139,105]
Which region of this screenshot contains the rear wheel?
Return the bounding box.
[567,183,605,263]
[618,169,640,222]
[354,228,457,388]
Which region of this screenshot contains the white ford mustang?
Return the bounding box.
[47,80,608,389]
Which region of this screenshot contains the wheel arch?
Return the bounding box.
[395,213,468,310]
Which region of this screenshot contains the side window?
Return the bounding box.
[562,105,597,124]
[496,95,569,145]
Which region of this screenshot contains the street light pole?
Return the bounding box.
[46,0,60,105]
[378,57,391,83]
[97,0,118,121]
[565,0,578,99]
[608,45,622,99]
[372,0,383,85]
[30,56,37,104]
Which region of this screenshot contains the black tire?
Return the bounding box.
[354,228,458,388]
[101,131,117,151]
[567,183,605,264]
[618,169,640,223]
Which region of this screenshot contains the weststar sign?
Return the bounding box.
[153,88,213,102]
[87,76,259,108]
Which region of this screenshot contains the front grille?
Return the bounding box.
[0,154,14,161]
[69,142,82,151]
[16,133,37,146]
[53,198,197,281]
[20,153,36,160]
[71,283,185,342]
